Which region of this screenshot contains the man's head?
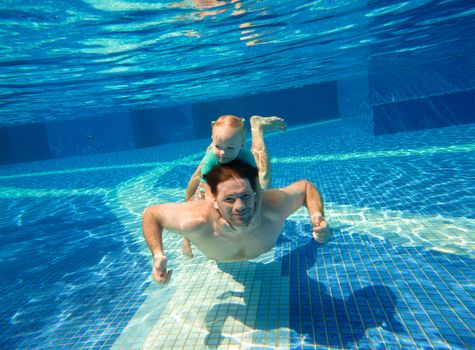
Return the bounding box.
[211,115,246,164]
[203,159,259,227]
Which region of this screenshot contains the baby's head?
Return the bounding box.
[211,115,246,164]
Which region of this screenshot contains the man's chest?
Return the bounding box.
[212,220,283,261]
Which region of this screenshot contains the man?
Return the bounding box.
[142,159,330,284]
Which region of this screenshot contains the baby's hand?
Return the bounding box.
[311,213,331,244]
[152,254,173,284]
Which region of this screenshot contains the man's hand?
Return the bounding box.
[311,213,330,244]
[152,254,173,284]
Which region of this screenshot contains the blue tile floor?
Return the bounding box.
[0,120,473,349]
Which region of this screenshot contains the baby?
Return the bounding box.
[182,114,286,257]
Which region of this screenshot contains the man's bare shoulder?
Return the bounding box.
[262,188,288,207]
[260,182,307,219]
[150,200,213,233]
[177,200,213,232]
[260,188,292,217]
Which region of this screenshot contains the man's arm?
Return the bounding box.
[142,202,207,283]
[267,180,329,243]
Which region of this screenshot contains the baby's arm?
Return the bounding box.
[185,164,202,201]
[185,144,213,201]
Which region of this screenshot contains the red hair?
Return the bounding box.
[212,115,246,136]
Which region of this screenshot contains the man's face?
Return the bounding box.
[214,177,256,227]
[211,126,244,164]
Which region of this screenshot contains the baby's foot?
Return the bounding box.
[182,238,194,258]
[250,115,287,132]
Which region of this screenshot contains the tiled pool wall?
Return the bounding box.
[3,49,475,166]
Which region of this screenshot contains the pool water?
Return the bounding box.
[0,119,473,349]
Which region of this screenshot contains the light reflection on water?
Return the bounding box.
[2,0,473,124]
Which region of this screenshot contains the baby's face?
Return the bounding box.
[211,126,245,163]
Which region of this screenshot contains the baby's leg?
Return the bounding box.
[250,115,286,189]
[182,238,193,257]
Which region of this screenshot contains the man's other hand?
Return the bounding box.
[153,254,173,284]
[311,213,331,244]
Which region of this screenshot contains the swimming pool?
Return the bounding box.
[1,0,475,349]
[0,119,473,349]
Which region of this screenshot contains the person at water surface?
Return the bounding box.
[142,159,330,284]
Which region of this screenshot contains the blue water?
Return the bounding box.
[1,0,474,125]
[1,0,475,349]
